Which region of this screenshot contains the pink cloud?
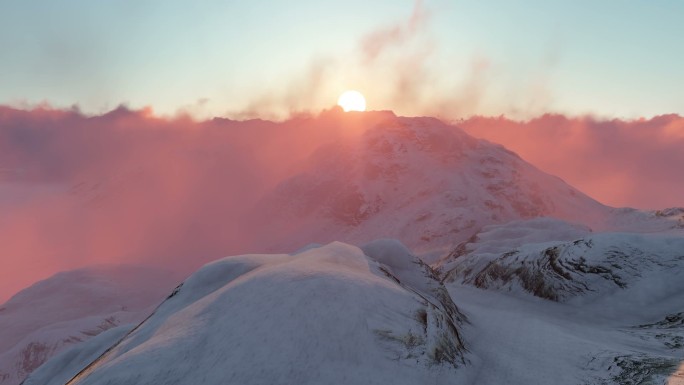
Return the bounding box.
[1,105,682,302]
[459,114,684,210]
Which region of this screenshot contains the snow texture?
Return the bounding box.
[57,241,467,385]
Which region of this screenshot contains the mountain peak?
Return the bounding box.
[250,115,607,258]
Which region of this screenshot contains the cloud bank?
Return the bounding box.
[459,114,684,210]
[0,105,390,301]
[1,105,682,302]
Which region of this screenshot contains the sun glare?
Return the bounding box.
[337,90,366,112]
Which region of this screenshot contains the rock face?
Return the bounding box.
[0,266,179,385]
[31,241,467,385]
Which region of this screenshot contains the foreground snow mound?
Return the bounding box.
[445,230,684,304]
[0,266,178,385]
[57,241,466,385]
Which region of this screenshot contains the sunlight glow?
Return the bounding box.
[337,90,366,112]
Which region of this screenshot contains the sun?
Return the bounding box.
[337,90,366,112]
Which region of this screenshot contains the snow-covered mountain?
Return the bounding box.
[26,241,468,385]
[0,266,179,385]
[251,113,609,257]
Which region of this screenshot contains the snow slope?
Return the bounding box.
[22,325,133,385]
[28,235,684,385]
[0,266,179,385]
[40,241,467,385]
[444,227,684,305]
[438,222,684,384]
[448,283,684,385]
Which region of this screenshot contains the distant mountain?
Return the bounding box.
[251,114,605,257]
[0,266,179,385]
[27,241,467,385]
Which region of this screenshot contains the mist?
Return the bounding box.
[1,105,682,302]
[0,105,391,301]
[459,114,684,210]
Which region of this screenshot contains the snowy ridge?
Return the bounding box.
[47,241,467,385]
[444,229,684,304]
[252,115,612,260]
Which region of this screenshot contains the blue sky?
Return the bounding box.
[1,0,683,118]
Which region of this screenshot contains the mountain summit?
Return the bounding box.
[250,113,658,258]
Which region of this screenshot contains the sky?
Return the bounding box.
[1,0,683,119]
